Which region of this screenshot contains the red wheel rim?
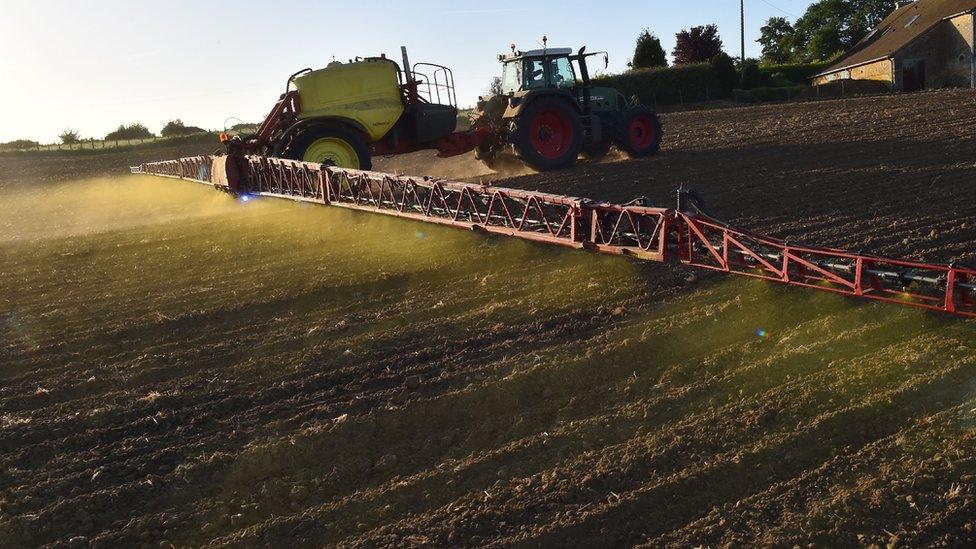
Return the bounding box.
[529,108,573,159]
[628,114,656,149]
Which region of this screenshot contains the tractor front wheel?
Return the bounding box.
[511,98,583,171]
[614,106,662,158]
[287,125,372,170]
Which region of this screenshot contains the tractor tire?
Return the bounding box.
[286,125,372,170]
[511,97,583,171]
[582,139,612,160]
[614,106,663,158]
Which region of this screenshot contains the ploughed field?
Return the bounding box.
[2,90,976,547]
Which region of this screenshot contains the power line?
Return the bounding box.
[756,0,798,18]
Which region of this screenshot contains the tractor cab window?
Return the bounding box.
[522,56,576,89]
[524,58,547,89]
[550,56,576,88]
[500,61,521,94]
[504,55,578,92]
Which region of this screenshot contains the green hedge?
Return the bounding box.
[591,62,824,106]
[758,62,831,84]
[733,86,807,103]
[798,79,890,99]
[592,63,726,106]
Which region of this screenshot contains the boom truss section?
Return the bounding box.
[132,155,975,318]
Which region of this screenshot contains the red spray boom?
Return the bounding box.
[131,155,975,319]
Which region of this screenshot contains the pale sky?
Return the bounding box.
[0,0,817,143]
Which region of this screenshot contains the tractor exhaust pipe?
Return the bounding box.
[401,46,412,83]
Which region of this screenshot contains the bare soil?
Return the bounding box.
[1,90,975,548]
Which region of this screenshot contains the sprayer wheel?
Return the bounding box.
[288,125,372,170]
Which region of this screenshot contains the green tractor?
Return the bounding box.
[472,42,663,171]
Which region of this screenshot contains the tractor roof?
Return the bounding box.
[499,47,573,62]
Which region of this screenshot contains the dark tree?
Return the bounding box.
[104,123,154,141]
[748,0,895,64]
[161,119,206,137]
[791,0,893,61]
[59,129,81,144]
[850,0,896,39]
[738,59,769,88]
[806,24,846,61]
[758,17,795,65]
[630,29,667,69]
[0,139,40,151]
[486,76,503,96]
[230,122,260,134]
[791,0,846,61]
[673,24,724,65]
[710,53,738,92]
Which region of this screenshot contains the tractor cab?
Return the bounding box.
[499,48,578,92]
[496,44,619,116]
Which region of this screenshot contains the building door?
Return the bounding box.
[902,67,917,91]
[902,61,926,92]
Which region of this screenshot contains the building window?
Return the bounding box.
[905,14,920,28]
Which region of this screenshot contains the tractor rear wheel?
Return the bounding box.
[511,97,583,171]
[287,125,372,170]
[614,106,662,158]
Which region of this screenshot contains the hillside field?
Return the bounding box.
[1,90,975,547]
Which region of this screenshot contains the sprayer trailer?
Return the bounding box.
[222,43,662,172]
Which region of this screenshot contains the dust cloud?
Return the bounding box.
[0,176,239,243]
[372,150,535,182]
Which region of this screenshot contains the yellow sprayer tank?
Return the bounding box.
[294,59,404,142]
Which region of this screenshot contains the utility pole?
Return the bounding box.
[740,0,746,63]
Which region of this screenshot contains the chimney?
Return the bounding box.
[894,0,915,9]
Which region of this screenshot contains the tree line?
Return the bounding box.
[1,121,264,151]
[759,0,893,64]
[629,24,725,70]
[56,119,208,144]
[627,24,752,91]
[0,120,212,151]
[628,0,894,71]
[598,8,889,110]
